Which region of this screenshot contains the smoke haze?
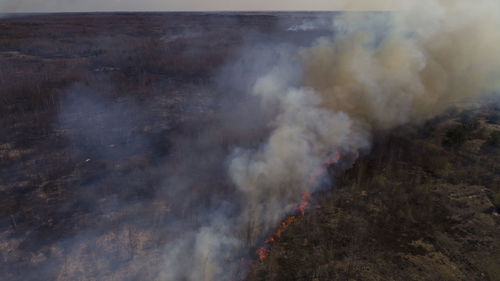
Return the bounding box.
[303,1,500,129]
[3,1,500,280]
[157,1,500,280]
[1,0,407,13]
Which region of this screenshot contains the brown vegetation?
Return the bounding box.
[247,107,500,281]
[1,12,499,281]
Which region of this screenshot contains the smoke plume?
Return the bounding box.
[158,1,500,280]
[303,1,500,129]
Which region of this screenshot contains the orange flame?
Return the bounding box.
[253,151,341,264]
[265,215,297,243]
[298,192,311,216]
[324,151,341,165]
[308,151,340,186]
[256,247,269,262]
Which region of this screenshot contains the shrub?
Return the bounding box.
[421,119,437,138]
[486,131,500,148]
[443,125,468,148]
[460,111,480,130]
[493,192,500,210]
[488,112,500,124]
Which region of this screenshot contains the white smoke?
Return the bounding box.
[159,1,500,280]
[159,57,371,280]
[287,18,330,32]
[228,76,370,245]
[303,1,500,129]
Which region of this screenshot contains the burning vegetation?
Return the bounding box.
[255,152,341,263]
[1,1,500,281]
[258,194,309,261]
[246,105,500,281]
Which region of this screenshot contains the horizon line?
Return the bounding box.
[0,10,394,15]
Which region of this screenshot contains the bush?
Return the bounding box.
[486,131,500,148]
[488,112,500,125]
[443,125,468,148]
[494,192,500,210]
[460,111,480,130]
[421,119,437,138]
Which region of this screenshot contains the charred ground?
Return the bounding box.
[0,12,499,281]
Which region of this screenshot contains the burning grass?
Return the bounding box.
[255,152,341,263]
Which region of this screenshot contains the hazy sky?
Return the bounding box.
[0,0,407,13]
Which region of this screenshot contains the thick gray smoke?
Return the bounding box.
[303,1,500,129]
[158,1,500,280]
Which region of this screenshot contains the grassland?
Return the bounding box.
[0,12,499,281]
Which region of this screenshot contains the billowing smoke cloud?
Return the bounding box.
[302,1,500,129]
[158,1,500,280]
